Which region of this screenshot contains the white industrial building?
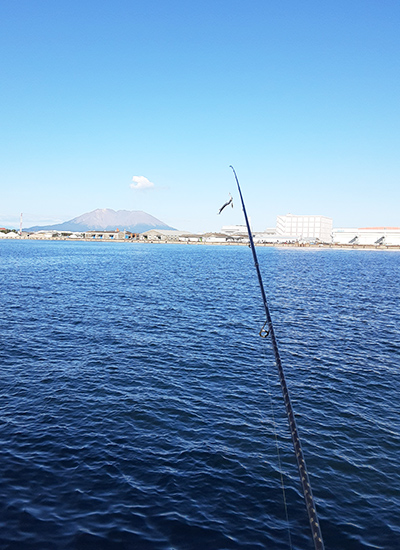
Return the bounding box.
[140,229,187,241]
[220,225,248,236]
[85,230,135,240]
[0,231,19,239]
[220,216,334,244]
[276,214,333,243]
[332,227,400,246]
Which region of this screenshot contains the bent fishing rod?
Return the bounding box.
[229,166,325,550]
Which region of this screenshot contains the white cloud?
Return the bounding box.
[130,176,155,190]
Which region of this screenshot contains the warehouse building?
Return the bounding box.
[276,214,333,243]
[332,227,400,246]
[84,230,135,240]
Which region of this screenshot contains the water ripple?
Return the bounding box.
[0,241,399,549]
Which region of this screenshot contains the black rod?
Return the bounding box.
[230,166,324,550]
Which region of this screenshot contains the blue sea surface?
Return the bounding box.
[0,240,399,549]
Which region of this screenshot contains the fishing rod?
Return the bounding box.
[229,166,325,550]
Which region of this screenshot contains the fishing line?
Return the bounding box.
[260,339,293,550]
[229,166,325,550]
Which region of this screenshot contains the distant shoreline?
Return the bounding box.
[3,236,400,250]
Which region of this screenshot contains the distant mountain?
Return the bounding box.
[25,209,175,233]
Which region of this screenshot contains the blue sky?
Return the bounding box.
[1,0,399,232]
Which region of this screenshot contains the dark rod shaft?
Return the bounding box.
[230,166,324,550]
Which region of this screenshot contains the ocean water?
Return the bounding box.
[0,240,399,550]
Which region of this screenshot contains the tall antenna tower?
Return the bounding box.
[19,213,23,236]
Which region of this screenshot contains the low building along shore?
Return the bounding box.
[332,227,400,246]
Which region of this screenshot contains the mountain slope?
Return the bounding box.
[25,209,175,233]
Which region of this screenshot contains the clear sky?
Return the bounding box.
[1,0,399,232]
